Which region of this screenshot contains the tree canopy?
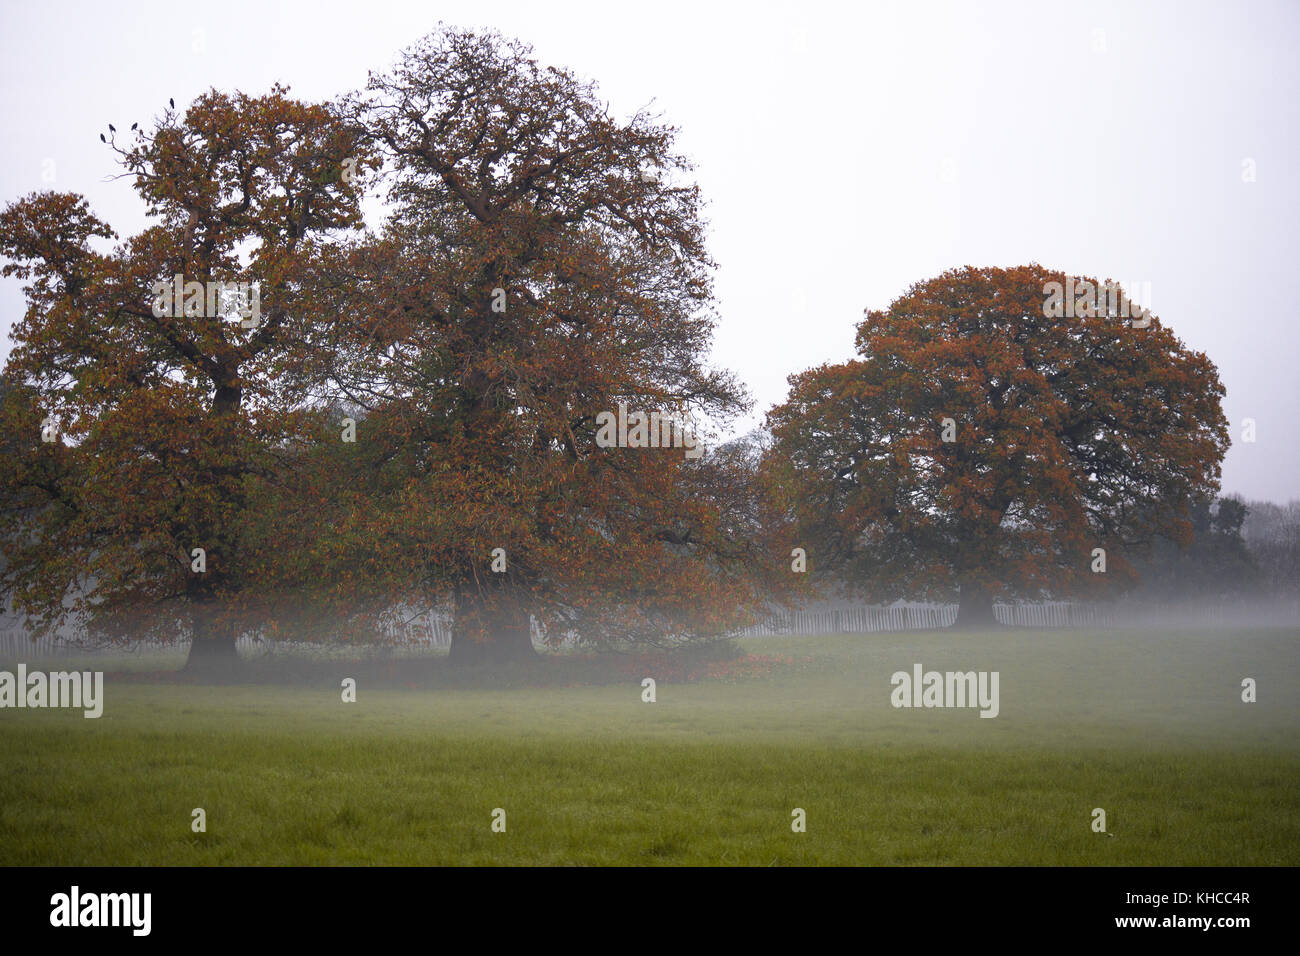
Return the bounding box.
[0,34,1241,664]
[0,88,367,669]
[0,28,781,668]
[762,264,1230,625]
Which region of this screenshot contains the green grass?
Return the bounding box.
[1,628,1298,865]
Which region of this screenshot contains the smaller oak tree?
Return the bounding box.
[763,264,1230,626]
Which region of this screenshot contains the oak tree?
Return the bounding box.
[286,28,776,663]
[763,264,1230,626]
[0,88,367,672]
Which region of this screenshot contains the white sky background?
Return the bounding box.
[1,0,1297,501]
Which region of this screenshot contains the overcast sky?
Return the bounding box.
[1,0,1297,501]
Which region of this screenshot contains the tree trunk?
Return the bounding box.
[449,588,538,667]
[183,604,241,679]
[953,577,998,630]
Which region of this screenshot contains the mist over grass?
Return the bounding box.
[1,628,1296,865]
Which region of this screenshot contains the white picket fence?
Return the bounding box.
[737,598,1299,636]
[994,602,1110,628]
[733,604,956,636]
[0,610,519,660]
[376,612,456,647]
[2,599,1295,659]
[0,628,271,660]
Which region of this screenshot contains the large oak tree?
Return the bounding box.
[282,28,778,663]
[0,88,367,672]
[763,264,1230,626]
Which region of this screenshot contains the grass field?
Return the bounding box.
[1,627,1298,865]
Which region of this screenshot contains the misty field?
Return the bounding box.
[1,627,1298,866]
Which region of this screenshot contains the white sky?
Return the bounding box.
[1,0,1297,501]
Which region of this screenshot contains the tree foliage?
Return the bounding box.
[762,264,1230,623]
[1129,495,1257,599]
[282,29,776,661]
[0,87,367,666]
[0,29,783,666]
